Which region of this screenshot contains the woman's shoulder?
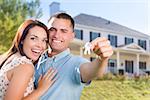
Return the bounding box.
[1,55,34,72]
[14,56,34,76]
[16,62,34,75]
[16,56,33,65]
[15,56,34,70]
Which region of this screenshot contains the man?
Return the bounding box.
[35,13,113,100]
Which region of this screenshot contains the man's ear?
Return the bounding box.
[71,32,75,40]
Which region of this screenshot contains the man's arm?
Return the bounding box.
[80,37,113,82]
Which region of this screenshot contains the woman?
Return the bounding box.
[0,19,57,99]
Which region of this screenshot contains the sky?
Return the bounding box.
[39,0,150,35]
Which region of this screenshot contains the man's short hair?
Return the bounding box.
[48,12,74,29]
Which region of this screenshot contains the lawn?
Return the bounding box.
[81,79,150,100]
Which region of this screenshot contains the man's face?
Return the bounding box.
[48,18,74,53]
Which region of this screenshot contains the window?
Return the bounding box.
[138,39,146,50]
[74,29,83,40]
[108,34,117,47]
[139,62,146,71]
[125,37,134,45]
[108,59,117,73]
[90,31,100,41]
[108,59,116,68]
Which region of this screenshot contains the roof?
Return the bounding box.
[74,13,149,38]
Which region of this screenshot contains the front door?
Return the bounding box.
[125,60,134,73]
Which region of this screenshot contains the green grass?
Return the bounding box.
[81,79,150,100]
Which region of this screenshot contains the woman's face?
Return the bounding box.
[22,26,48,62]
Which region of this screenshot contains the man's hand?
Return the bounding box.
[91,37,113,60]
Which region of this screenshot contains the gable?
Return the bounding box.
[125,44,143,50]
[118,43,146,52]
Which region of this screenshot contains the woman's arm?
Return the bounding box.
[4,64,57,100]
[4,63,34,100]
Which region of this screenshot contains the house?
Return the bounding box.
[49,2,150,75]
[72,13,150,75]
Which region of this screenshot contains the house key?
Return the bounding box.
[83,42,92,55]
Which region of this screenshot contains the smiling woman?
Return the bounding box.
[22,25,48,62]
[0,19,57,100]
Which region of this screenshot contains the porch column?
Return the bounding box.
[148,55,150,71]
[80,47,83,57]
[136,54,139,75]
[117,51,120,74]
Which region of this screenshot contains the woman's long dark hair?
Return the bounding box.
[0,19,48,68]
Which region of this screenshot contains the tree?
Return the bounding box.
[0,0,42,53]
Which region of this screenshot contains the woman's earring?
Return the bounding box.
[48,45,52,54]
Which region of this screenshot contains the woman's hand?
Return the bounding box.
[37,67,57,94]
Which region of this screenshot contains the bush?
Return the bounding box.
[96,72,150,82]
[97,72,116,80]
